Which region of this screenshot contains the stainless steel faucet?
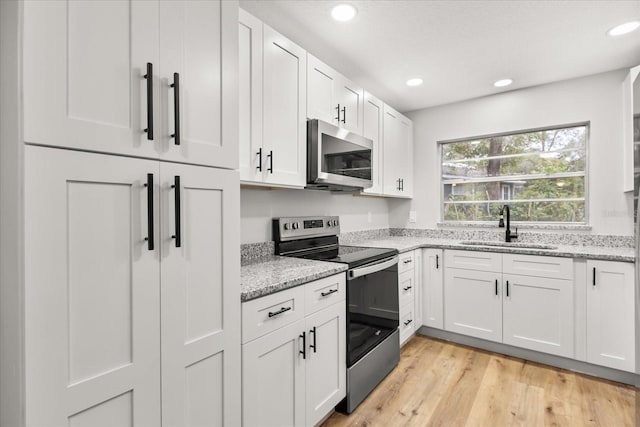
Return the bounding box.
[498,205,518,242]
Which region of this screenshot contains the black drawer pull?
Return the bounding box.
[310,326,317,353]
[436,254,439,269]
[143,62,154,140]
[592,267,596,287]
[403,259,412,264]
[144,173,154,250]
[403,285,412,291]
[321,289,338,297]
[171,176,181,248]
[299,332,306,359]
[268,306,291,318]
[506,280,510,297]
[403,319,413,326]
[495,279,498,296]
[170,72,180,145]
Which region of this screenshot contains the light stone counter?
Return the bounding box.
[349,236,635,263]
[241,256,347,302]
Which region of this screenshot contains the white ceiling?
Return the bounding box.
[239,0,640,113]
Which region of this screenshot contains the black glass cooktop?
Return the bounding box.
[295,245,397,268]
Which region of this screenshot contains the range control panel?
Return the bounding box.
[273,216,340,242]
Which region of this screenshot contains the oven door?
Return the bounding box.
[307,119,373,189]
[346,256,399,366]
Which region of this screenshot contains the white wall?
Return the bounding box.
[241,188,390,243]
[391,69,634,236]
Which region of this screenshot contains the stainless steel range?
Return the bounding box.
[273,216,400,413]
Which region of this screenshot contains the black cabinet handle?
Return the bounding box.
[400,179,404,191]
[170,72,180,145]
[256,147,263,172]
[341,106,346,123]
[320,288,338,297]
[268,306,291,318]
[171,176,181,248]
[144,63,154,140]
[310,326,317,353]
[267,150,273,173]
[436,254,439,269]
[397,178,401,191]
[403,285,412,291]
[335,104,341,122]
[299,332,306,359]
[592,267,596,286]
[506,280,510,297]
[404,319,413,326]
[403,259,412,264]
[144,173,154,250]
[495,279,498,296]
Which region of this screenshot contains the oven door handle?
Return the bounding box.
[348,256,398,280]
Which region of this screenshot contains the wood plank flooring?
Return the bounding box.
[322,335,638,427]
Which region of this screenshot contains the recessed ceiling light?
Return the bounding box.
[494,79,513,88]
[406,78,423,87]
[607,21,640,37]
[331,4,357,22]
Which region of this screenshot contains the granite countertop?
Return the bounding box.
[241,256,348,302]
[349,236,635,263]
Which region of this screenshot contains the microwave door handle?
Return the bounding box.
[348,256,398,280]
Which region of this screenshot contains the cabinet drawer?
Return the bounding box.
[398,270,415,308]
[242,285,305,344]
[305,273,346,316]
[445,249,502,272]
[503,254,573,280]
[400,302,415,344]
[398,251,415,274]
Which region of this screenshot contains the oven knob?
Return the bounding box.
[283,223,291,230]
[326,220,332,227]
[292,222,299,230]
[334,219,339,226]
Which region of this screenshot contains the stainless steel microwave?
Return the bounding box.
[307,119,373,191]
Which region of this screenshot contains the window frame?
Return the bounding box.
[438,122,590,225]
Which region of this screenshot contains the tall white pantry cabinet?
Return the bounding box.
[0,1,241,426]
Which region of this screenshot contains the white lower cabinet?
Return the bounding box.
[586,260,635,372]
[242,274,346,427]
[398,250,421,345]
[421,249,444,329]
[24,146,240,426]
[444,250,574,357]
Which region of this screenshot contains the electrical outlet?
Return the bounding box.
[409,211,417,223]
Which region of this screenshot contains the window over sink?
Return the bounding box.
[440,123,588,223]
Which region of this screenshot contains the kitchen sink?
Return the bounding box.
[459,241,558,250]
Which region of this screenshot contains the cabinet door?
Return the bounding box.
[586,260,635,372]
[335,75,364,135]
[24,146,160,426]
[243,319,306,427]
[23,0,161,159]
[160,164,240,426]
[444,269,502,342]
[382,104,401,196]
[305,301,346,427]
[362,92,384,195]
[422,249,444,329]
[239,9,264,182]
[307,54,338,124]
[159,0,238,169]
[503,274,574,357]
[263,25,307,187]
[397,113,413,197]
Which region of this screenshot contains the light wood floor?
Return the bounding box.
[322,335,638,427]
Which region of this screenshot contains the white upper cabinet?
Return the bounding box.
[158,1,238,169]
[23,0,237,169]
[362,92,384,195]
[383,104,413,198]
[238,9,263,182]
[263,25,307,187]
[238,11,307,188]
[622,65,640,192]
[307,54,364,135]
[23,0,160,159]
